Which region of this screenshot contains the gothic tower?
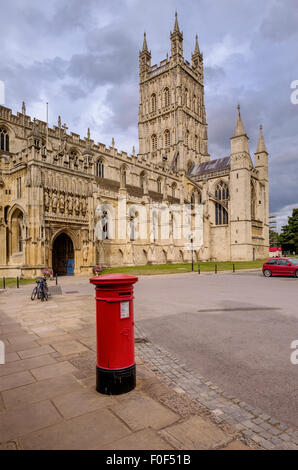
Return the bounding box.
[138,13,209,173]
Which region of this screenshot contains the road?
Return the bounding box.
[133,272,298,429]
[42,270,298,429]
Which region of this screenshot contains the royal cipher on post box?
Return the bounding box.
[90,273,138,395]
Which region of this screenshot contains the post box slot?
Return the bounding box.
[118,292,129,296]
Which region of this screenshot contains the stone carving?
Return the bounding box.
[75,196,80,215]
[81,198,87,216]
[44,190,50,212]
[83,244,88,263]
[59,193,65,213]
[67,195,73,214]
[52,191,58,212]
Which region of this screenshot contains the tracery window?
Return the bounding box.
[120,165,127,187]
[0,128,9,152]
[215,181,229,225]
[186,131,190,147]
[96,160,104,178]
[151,134,157,151]
[164,88,170,107]
[157,177,162,193]
[151,94,157,113]
[164,129,170,148]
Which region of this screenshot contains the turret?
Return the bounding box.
[230,104,250,156]
[255,124,268,172]
[139,32,151,80]
[192,34,203,73]
[170,12,183,60]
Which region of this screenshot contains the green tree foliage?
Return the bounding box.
[269,229,280,247]
[279,208,298,254]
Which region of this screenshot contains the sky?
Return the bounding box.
[0,0,297,231]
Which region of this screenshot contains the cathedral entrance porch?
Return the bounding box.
[52,233,75,276]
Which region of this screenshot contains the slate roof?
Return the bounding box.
[188,156,230,178]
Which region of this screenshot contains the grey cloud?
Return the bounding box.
[260,0,298,43]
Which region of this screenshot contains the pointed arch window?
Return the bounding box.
[151,134,157,152]
[101,211,109,240]
[171,182,177,198]
[0,128,9,152]
[151,94,157,113]
[185,88,189,107]
[164,88,170,107]
[120,165,127,187]
[140,171,146,191]
[157,177,162,193]
[164,129,170,148]
[96,159,104,178]
[194,135,198,152]
[186,130,190,148]
[215,181,229,225]
[251,181,257,220]
[193,95,197,113]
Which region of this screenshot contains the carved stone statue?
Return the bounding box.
[81,198,87,215]
[44,190,50,211]
[59,193,65,213]
[67,195,73,214]
[75,196,80,215]
[83,244,88,263]
[52,191,58,212]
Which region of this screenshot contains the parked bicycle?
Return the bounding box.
[31,276,48,301]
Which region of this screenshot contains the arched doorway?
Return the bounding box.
[52,233,74,275]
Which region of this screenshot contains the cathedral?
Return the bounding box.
[0,14,269,277]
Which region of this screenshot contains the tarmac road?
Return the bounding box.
[134,272,298,429]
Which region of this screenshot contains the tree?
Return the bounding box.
[279,208,298,254]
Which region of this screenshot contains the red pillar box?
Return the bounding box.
[90,273,138,395]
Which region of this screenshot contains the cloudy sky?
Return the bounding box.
[1,0,297,230]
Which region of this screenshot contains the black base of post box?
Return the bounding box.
[96,364,136,395]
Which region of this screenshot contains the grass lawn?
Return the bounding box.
[102,259,266,276]
[0,277,36,289]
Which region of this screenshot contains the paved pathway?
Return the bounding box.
[0,281,249,450]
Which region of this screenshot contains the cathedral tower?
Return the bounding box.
[138,13,209,173]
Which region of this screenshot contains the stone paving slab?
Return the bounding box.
[51,340,88,356]
[160,415,232,450]
[0,355,56,377]
[52,388,114,419]
[110,391,180,432]
[103,428,174,450]
[1,374,83,410]
[0,400,62,442]
[30,361,77,381]
[18,345,55,359]
[19,408,131,450]
[0,370,35,392]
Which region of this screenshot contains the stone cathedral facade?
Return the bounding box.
[0,14,269,277]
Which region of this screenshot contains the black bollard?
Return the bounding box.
[198,265,200,274]
[215,264,217,274]
[55,273,58,285]
[17,276,19,288]
[2,277,5,289]
[233,263,235,273]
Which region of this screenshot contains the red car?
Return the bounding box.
[263,257,298,278]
